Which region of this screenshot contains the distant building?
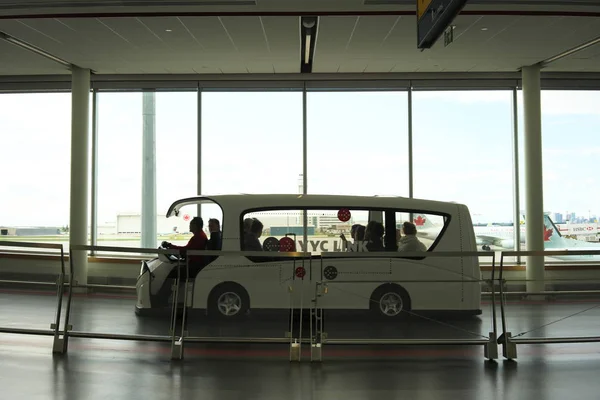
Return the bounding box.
[555,213,564,223]
[112,213,190,235]
[0,226,61,236]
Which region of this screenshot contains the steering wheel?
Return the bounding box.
[160,241,182,261]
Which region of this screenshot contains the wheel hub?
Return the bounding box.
[379,292,403,316]
[217,292,242,316]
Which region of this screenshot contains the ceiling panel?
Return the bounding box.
[175,16,237,54]
[272,60,300,73]
[0,38,69,74]
[345,15,402,53]
[260,16,299,56]
[312,16,357,53]
[0,13,599,75]
[219,16,267,54]
[313,15,600,73]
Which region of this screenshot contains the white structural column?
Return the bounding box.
[141,92,157,248]
[69,67,91,286]
[522,65,545,293]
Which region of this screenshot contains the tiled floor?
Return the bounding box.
[2,289,600,399]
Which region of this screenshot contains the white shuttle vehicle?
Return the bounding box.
[135,194,482,317]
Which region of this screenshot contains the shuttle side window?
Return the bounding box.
[240,207,448,259]
[395,211,446,251]
[241,208,383,257]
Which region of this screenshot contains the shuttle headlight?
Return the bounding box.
[140,261,149,276]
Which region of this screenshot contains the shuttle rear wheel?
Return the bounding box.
[370,284,411,318]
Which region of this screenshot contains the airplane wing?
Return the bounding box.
[476,235,506,247]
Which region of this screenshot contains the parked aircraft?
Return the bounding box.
[415,213,600,258]
[474,223,526,251]
[539,215,600,260]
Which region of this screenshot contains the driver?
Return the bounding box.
[162,217,208,266]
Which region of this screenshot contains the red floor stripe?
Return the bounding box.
[2,288,600,306]
[3,336,600,358]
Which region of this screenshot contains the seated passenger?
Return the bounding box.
[340,224,366,251]
[398,222,427,252]
[364,221,385,252]
[340,224,358,249]
[355,225,366,242]
[243,217,254,235]
[207,218,222,251]
[243,218,264,252]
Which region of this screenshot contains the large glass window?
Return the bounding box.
[412,90,514,251]
[0,93,71,251]
[97,91,197,250]
[156,92,198,246]
[201,92,303,195]
[97,92,143,249]
[541,90,600,231]
[307,91,409,196]
[518,90,600,260]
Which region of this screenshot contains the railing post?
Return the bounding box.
[484,252,498,360]
[51,252,66,354]
[498,251,517,360]
[53,245,73,354]
[288,262,299,362]
[311,279,323,362]
[170,256,184,360]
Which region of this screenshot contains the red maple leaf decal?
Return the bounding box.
[543,225,553,241]
[414,216,426,226]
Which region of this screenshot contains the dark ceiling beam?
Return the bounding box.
[1,10,600,19]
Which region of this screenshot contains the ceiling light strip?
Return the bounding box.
[304,34,311,64]
[0,31,73,68]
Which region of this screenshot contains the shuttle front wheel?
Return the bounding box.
[370,284,411,318]
[207,282,250,319]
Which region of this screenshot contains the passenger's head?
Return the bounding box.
[365,221,384,241]
[402,221,417,236]
[243,218,254,234]
[250,219,264,238]
[208,218,220,233]
[355,225,366,241]
[350,224,360,240]
[189,217,203,234]
[373,222,385,240]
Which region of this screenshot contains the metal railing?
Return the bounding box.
[0,241,67,352]
[1,244,502,361]
[62,245,185,355]
[498,249,600,360]
[178,249,312,361]
[8,244,600,362]
[67,246,312,360]
[311,250,498,361]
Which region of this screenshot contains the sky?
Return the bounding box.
[0,89,598,228]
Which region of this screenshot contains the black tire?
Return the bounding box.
[207,282,250,319]
[370,284,411,318]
